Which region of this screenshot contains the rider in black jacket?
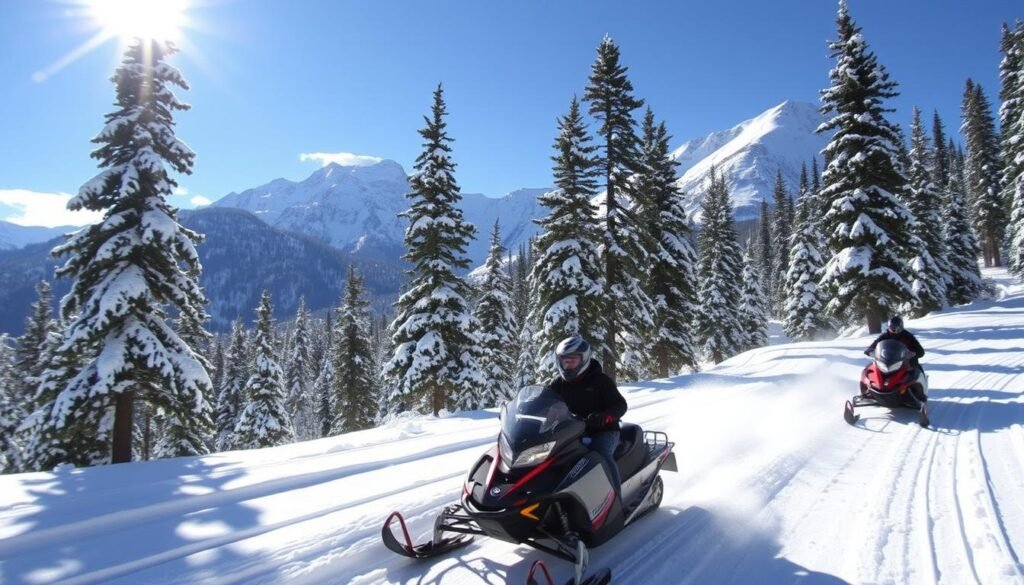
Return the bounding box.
[865,316,925,372]
[548,336,627,498]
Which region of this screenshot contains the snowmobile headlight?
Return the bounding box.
[512,441,556,468]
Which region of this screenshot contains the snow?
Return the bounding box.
[2,269,1024,584]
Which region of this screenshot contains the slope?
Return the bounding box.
[1,269,1022,585]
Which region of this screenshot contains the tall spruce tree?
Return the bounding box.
[529,97,607,379]
[214,319,247,450]
[0,335,18,472]
[932,111,951,188]
[313,310,336,438]
[783,181,832,340]
[754,199,774,297]
[905,106,950,316]
[961,80,1007,267]
[770,170,793,315]
[284,297,315,440]
[695,168,745,363]
[817,0,916,333]
[331,266,378,433]
[944,157,988,304]
[383,84,484,416]
[234,291,292,448]
[738,247,769,351]
[583,35,650,381]
[10,281,59,462]
[1002,22,1024,277]
[634,110,700,376]
[473,221,517,404]
[25,40,213,466]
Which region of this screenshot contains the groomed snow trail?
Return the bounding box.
[1,270,1022,585]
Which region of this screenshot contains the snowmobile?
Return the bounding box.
[382,384,678,585]
[844,339,929,427]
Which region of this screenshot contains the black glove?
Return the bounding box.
[585,412,616,432]
[864,349,872,356]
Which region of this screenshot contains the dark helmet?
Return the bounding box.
[555,335,592,382]
[887,315,904,334]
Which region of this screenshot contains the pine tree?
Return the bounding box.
[810,156,824,225]
[331,266,378,433]
[770,170,793,315]
[961,80,1007,267]
[932,111,951,189]
[1002,22,1024,276]
[905,106,950,317]
[12,282,58,417]
[695,168,745,363]
[738,247,769,351]
[313,310,335,437]
[234,291,292,448]
[214,320,247,450]
[583,35,650,381]
[783,180,832,340]
[530,97,607,379]
[26,40,213,466]
[472,221,517,404]
[817,1,916,333]
[944,157,987,304]
[284,297,315,440]
[383,84,484,416]
[634,110,700,376]
[0,335,19,472]
[754,198,774,298]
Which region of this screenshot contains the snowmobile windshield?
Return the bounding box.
[500,385,577,452]
[874,339,909,373]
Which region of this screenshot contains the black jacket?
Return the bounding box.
[549,359,627,432]
[866,330,925,364]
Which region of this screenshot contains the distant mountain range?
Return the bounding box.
[0,100,828,335]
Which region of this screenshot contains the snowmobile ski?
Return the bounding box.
[381,510,474,559]
[918,403,929,428]
[843,400,859,425]
[525,560,611,585]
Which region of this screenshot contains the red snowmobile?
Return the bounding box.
[844,338,929,427]
[381,384,677,585]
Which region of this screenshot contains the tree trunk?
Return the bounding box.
[431,385,443,417]
[866,306,882,334]
[990,238,1002,267]
[604,127,617,383]
[112,390,135,464]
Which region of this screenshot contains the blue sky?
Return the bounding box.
[0,0,1020,226]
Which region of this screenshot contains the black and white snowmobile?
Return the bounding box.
[382,384,678,585]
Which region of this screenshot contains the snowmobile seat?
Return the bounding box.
[614,423,646,481]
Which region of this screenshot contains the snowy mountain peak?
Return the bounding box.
[672,100,828,221]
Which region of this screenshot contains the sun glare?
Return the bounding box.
[88,0,189,42]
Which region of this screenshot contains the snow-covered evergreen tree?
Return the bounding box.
[0,335,19,472]
[284,297,315,440]
[1002,22,1024,277]
[214,320,247,451]
[738,247,769,351]
[234,291,292,448]
[383,84,484,416]
[331,266,378,433]
[695,168,745,364]
[932,111,952,189]
[817,0,916,333]
[944,158,987,304]
[633,109,700,376]
[313,311,335,438]
[25,39,213,466]
[905,106,950,317]
[583,35,651,382]
[12,282,59,421]
[754,198,774,300]
[961,79,1007,267]
[529,96,607,379]
[770,171,793,315]
[472,221,517,404]
[513,321,540,390]
[784,181,833,341]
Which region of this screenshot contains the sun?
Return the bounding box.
[88,0,189,42]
